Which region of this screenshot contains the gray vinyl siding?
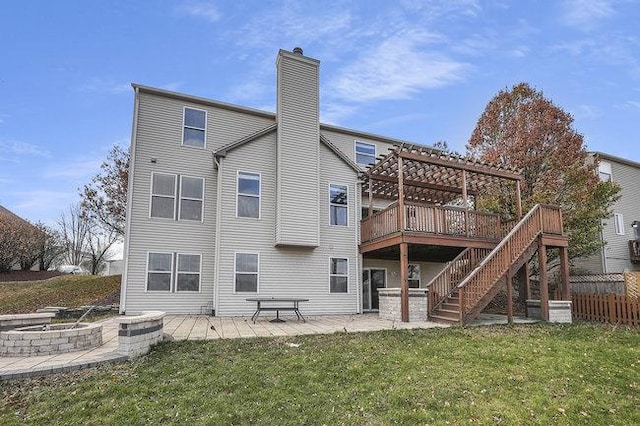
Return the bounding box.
[216,137,359,316]
[276,52,320,246]
[362,259,445,288]
[600,159,640,273]
[123,91,275,314]
[320,129,396,169]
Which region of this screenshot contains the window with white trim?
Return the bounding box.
[235,253,259,292]
[237,172,260,218]
[408,264,421,288]
[614,213,625,235]
[147,252,173,291]
[330,184,348,226]
[176,253,201,292]
[151,173,176,219]
[330,258,348,293]
[183,107,206,148]
[179,176,204,221]
[598,161,612,182]
[355,141,376,166]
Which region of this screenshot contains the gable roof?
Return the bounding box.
[0,205,38,230]
[592,151,640,170]
[214,123,361,174]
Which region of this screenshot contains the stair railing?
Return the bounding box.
[457,204,563,320]
[428,247,492,315]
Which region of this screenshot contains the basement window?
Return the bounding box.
[330,258,348,293]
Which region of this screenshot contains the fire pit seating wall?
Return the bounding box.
[0,320,102,357]
[0,313,55,331]
[117,311,165,358]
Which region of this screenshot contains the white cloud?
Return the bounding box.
[159,81,185,92]
[320,103,358,126]
[328,31,468,103]
[0,140,50,160]
[625,100,640,110]
[13,190,76,210]
[78,77,131,94]
[572,104,602,120]
[44,158,102,180]
[181,1,220,22]
[561,0,614,28]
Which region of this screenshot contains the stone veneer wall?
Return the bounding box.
[117,311,165,358]
[526,300,573,323]
[378,288,428,322]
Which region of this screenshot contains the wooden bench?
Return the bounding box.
[246,298,309,323]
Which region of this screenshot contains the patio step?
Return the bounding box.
[429,314,460,325]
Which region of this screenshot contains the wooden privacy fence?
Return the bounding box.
[571,293,639,326]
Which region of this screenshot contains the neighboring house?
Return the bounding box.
[573,152,640,274]
[121,48,569,323]
[0,205,42,271]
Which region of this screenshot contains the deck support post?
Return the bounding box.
[400,242,409,322]
[559,246,571,299]
[506,274,514,325]
[539,242,549,321]
[397,155,405,231]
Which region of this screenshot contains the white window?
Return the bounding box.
[408,264,421,288]
[176,253,201,292]
[150,173,176,219]
[614,213,625,235]
[330,184,348,226]
[237,172,260,218]
[179,176,204,221]
[355,141,376,166]
[146,252,173,291]
[330,258,348,293]
[235,253,259,292]
[598,161,612,182]
[183,107,206,148]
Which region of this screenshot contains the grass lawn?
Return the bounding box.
[1,323,638,425]
[0,275,120,315]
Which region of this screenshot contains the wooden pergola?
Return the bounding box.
[362,145,570,323]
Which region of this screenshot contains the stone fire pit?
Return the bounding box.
[0,322,103,357]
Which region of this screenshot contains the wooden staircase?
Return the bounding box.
[428,204,565,324]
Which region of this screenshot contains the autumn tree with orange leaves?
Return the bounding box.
[467,82,619,260]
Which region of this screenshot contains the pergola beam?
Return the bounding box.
[366,173,479,196]
[398,151,522,182]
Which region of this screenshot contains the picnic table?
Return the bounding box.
[246,297,309,323]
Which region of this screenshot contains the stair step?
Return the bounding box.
[440,302,460,311]
[429,314,459,324]
[432,308,460,320]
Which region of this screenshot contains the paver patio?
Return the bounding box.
[0,314,447,379]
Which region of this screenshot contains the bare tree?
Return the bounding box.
[58,204,91,266]
[37,223,66,270]
[84,225,119,275]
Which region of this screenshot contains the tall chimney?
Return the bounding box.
[275,48,320,247]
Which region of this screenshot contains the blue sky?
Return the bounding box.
[1,0,639,225]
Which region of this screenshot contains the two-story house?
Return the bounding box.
[120,48,570,323]
[573,152,640,274]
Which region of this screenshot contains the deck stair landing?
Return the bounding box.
[428,204,566,324]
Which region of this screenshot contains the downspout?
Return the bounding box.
[600,217,607,273]
[213,155,224,315]
[119,85,140,314]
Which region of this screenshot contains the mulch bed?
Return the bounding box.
[0,270,64,282]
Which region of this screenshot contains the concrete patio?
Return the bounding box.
[1,313,447,380]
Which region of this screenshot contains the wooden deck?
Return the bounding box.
[360,202,504,253]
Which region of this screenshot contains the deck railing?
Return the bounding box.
[360,202,503,244]
[428,247,493,315]
[457,204,564,319]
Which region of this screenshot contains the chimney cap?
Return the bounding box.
[292,47,304,55]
